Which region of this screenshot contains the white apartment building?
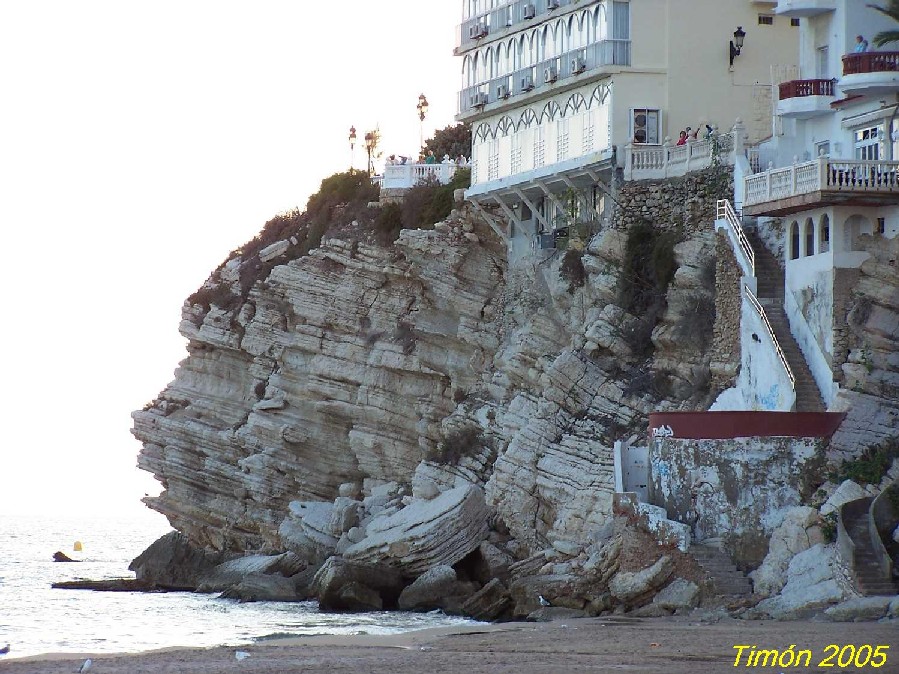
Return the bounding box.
[739,0,899,408]
[455,0,798,240]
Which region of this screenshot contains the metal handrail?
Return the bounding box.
[744,284,796,390]
[716,199,755,276]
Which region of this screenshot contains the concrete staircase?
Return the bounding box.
[690,544,753,596]
[746,232,825,412]
[841,497,899,596]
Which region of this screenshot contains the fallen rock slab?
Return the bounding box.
[219,574,300,603]
[526,607,587,622]
[311,556,406,612]
[129,532,225,590]
[823,596,894,622]
[652,578,699,611]
[344,485,490,576]
[461,579,511,622]
[609,556,674,606]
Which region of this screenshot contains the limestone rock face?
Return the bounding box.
[132,172,782,585]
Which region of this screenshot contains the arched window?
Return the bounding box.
[819,215,830,253]
[484,46,494,80]
[497,42,507,77]
[462,54,474,88]
[508,38,518,72]
[790,221,800,260]
[804,217,814,256]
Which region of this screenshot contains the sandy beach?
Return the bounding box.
[3,615,897,674]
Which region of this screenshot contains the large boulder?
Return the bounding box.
[470,541,515,584]
[197,553,307,592]
[526,607,588,622]
[509,574,586,617]
[461,579,512,621]
[311,556,406,612]
[753,544,848,619]
[219,574,300,602]
[750,506,825,597]
[652,578,700,611]
[278,501,340,565]
[129,532,225,590]
[823,596,893,622]
[397,565,477,612]
[820,480,869,516]
[608,556,674,607]
[344,485,490,576]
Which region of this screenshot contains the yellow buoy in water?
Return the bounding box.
[73,541,83,552]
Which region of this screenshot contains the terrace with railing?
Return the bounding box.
[624,124,740,180]
[381,162,463,191]
[458,39,630,114]
[743,156,899,214]
[840,51,899,96]
[778,78,835,99]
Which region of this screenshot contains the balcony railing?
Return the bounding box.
[381,162,462,191]
[778,78,835,100]
[458,39,630,114]
[842,51,899,75]
[744,157,899,207]
[624,129,738,180]
[457,0,577,52]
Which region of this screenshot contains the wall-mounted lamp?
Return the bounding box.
[730,26,746,67]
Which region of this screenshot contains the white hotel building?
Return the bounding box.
[455,0,797,241]
[737,0,899,409]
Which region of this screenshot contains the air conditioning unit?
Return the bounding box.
[543,66,558,84]
[470,92,489,108]
[571,57,586,74]
[523,3,536,19]
[497,84,510,99]
[469,23,488,39]
[538,234,556,250]
[520,74,534,91]
[547,0,560,10]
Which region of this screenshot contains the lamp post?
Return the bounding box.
[729,26,746,67]
[364,131,375,176]
[416,93,429,155]
[348,125,357,171]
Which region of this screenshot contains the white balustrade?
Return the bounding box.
[716,199,755,277]
[624,125,742,180]
[381,162,462,190]
[743,157,899,207]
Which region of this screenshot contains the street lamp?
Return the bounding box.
[364,131,375,176]
[417,93,429,153]
[348,125,357,170]
[729,26,746,67]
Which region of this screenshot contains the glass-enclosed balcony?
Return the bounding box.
[457,39,630,115]
[457,0,579,53]
[840,52,899,96]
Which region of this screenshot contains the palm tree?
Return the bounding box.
[868,1,899,46]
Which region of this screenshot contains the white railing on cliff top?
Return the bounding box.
[381,162,462,190]
[716,199,755,277]
[744,284,796,391]
[744,156,899,207]
[624,119,745,180]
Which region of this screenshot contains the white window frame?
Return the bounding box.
[854,125,882,160]
[630,108,661,145]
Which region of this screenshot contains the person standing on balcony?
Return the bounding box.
[676,130,688,146]
[425,150,437,164]
[855,35,869,53]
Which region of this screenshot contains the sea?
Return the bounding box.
[0,511,476,659]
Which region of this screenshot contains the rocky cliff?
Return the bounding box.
[133,169,731,567]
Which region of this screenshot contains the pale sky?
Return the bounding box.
[0,1,462,520]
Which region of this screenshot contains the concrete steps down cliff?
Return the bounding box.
[689,544,753,596]
[746,233,825,413]
[842,497,899,597]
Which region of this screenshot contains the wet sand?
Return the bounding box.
[2,616,897,674]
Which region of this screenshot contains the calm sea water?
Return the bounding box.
[0,511,475,659]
